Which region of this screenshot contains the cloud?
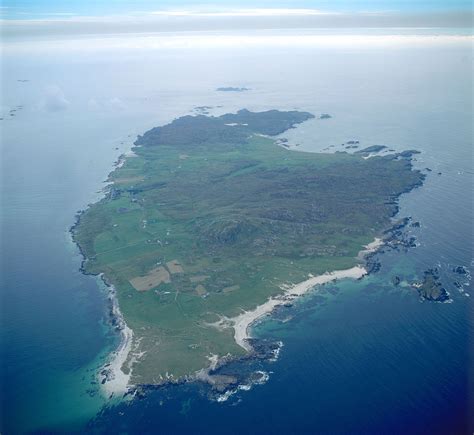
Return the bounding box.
[87,97,100,110]
[107,97,126,110]
[87,97,126,111]
[1,8,472,43]
[40,85,70,111]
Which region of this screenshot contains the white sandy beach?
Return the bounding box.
[101,324,133,397]
[232,266,367,351]
[100,284,134,398]
[232,237,383,351]
[103,237,383,391]
[358,237,383,259]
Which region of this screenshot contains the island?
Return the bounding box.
[412,268,450,302]
[72,109,425,394]
[356,145,387,155]
[216,87,250,92]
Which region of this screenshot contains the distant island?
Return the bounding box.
[72,108,424,395]
[216,87,250,92]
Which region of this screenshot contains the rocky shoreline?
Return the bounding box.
[189,240,386,398]
[68,156,139,399]
[412,268,451,303]
[69,140,430,401]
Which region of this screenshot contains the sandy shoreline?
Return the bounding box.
[232,237,383,351]
[102,237,383,392]
[99,282,134,398]
[232,266,367,351]
[358,237,383,260]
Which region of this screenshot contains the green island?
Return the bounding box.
[73,109,424,388]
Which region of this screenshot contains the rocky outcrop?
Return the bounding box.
[413,268,450,302]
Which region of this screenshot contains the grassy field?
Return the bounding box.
[73,109,424,384]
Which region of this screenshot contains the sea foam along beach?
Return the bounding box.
[232,238,383,351]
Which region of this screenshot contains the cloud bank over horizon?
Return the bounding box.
[1,7,472,43]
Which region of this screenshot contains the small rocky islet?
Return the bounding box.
[413,268,450,303]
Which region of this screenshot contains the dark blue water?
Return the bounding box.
[87,279,474,434]
[1,32,472,433]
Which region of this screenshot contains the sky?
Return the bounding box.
[1,0,472,19]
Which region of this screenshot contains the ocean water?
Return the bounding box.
[1,30,472,433]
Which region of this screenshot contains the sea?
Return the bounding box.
[1,29,473,434]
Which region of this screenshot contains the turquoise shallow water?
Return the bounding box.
[0,31,472,433]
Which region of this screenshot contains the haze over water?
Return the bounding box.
[1,21,473,434]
